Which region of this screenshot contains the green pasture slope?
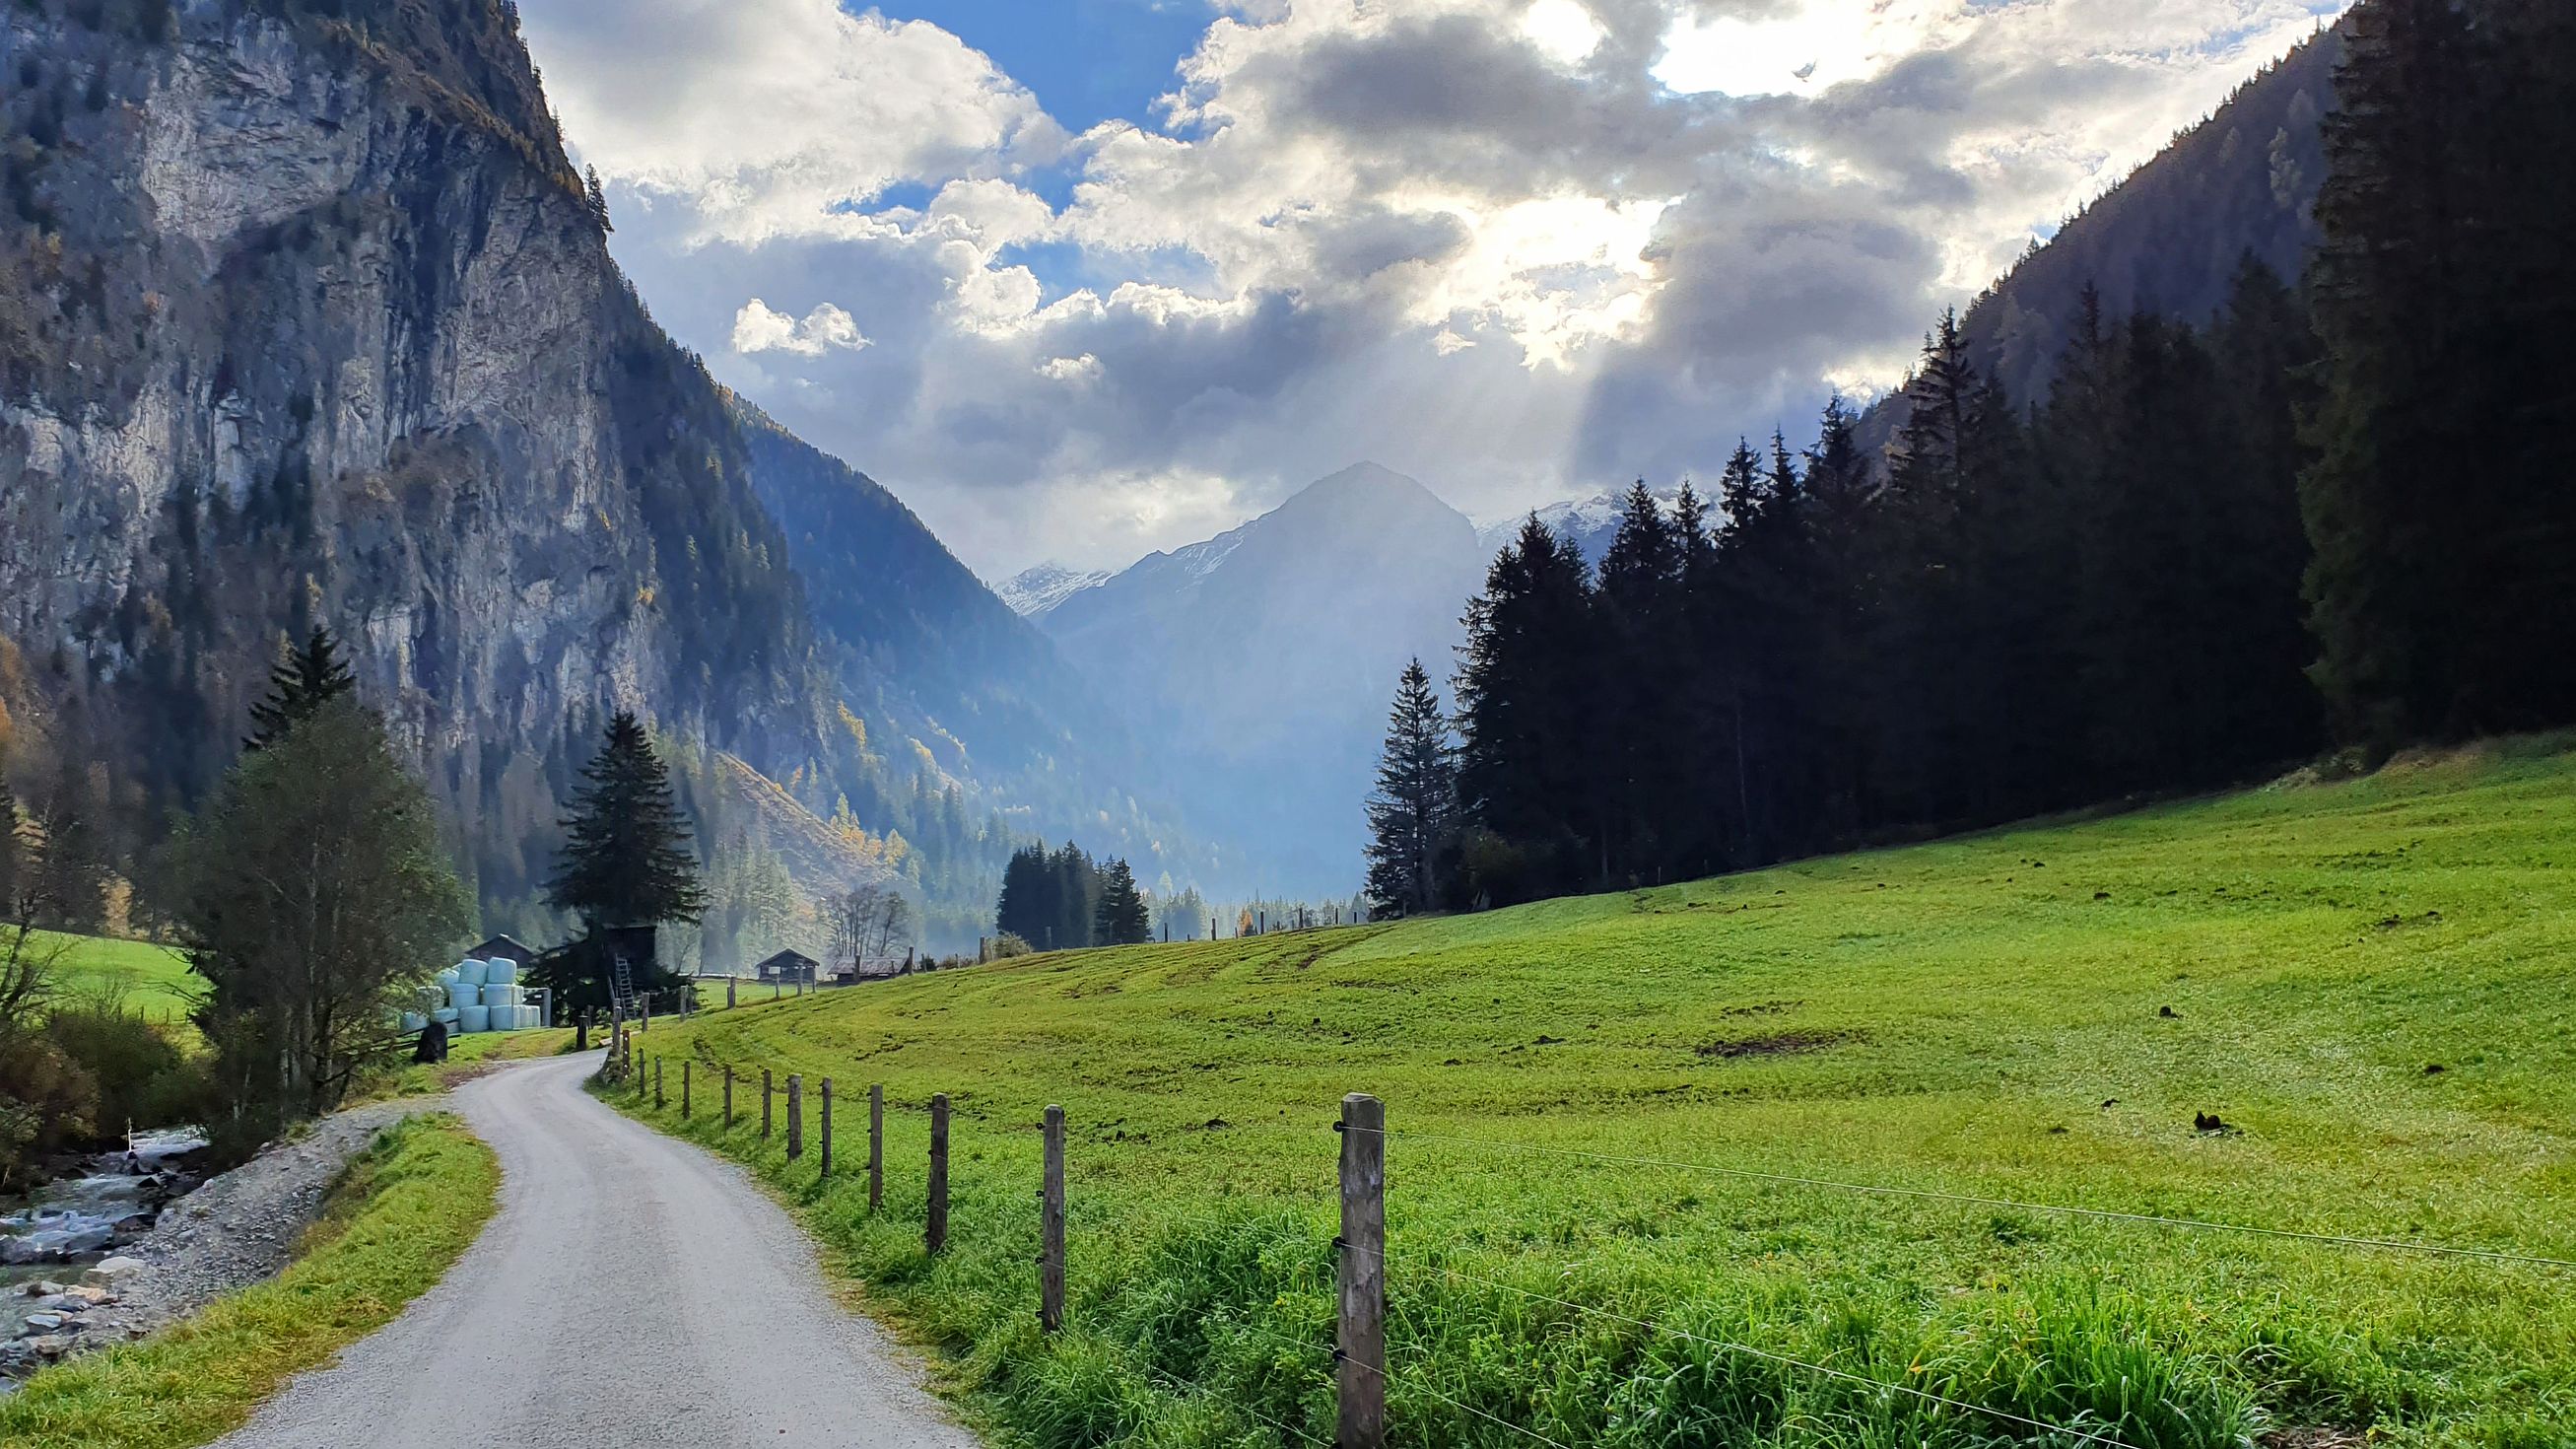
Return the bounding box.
[37,932,197,1020]
[622,741,2576,1448]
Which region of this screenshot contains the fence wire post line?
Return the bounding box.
[1337,1092,1387,1449]
[1340,1125,2576,1272]
[1427,1262,2146,1449]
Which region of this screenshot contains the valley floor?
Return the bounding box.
[623,738,2576,1447]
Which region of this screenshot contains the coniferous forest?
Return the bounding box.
[1373,0,2576,912]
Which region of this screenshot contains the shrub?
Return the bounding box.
[43,1005,209,1140]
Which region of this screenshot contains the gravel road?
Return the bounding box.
[213,1051,979,1449]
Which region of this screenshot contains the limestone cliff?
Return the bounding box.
[0,0,826,916]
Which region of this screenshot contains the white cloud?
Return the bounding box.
[730,299,869,356]
[521,0,1062,242]
[1522,0,1605,65]
[522,0,2354,574]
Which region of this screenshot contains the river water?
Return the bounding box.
[0,1127,204,1337]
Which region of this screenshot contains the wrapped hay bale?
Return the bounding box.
[485,961,518,987]
[446,982,481,1010]
[455,958,489,986]
[457,1004,491,1033]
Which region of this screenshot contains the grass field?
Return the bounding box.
[0,1115,499,1448]
[617,741,2576,1449]
[35,933,198,1023]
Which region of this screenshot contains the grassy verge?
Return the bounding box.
[356,1026,580,1103]
[612,741,2576,1449]
[0,1115,500,1449]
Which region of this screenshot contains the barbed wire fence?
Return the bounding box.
[618,1051,2574,1448]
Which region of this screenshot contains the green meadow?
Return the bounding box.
[37,933,197,1023]
[616,740,2576,1448]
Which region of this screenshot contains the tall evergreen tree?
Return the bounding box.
[994,844,1051,944]
[545,711,708,929]
[1454,518,1595,903]
[1362,658,1457,918]
[244,627,356,750]
[2298,0,2576,746]
[1593,483,1682,882]
[1093,858,1150,946]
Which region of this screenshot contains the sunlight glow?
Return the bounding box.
[1522,0,1604,66]
[1655,0,1943,98]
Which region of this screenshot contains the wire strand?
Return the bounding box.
[1345,1125,2576,1271]
[1428,1261,2142,1449]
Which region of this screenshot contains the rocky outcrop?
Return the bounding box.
[0,0,824,909]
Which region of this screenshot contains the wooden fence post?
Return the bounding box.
[727,977,737,1009]
[927,1092,950,1254]
[787,1075,804,1160]
[1040,1104,1065,1333]
[723,1065,734,1128]
[654,1057,664,1109]
[763,1070,774,1140]
[1337,1093,1386,1449]
[682,1060,691,1120]
[820,1079,834,1178]
[868,1084,885,1211]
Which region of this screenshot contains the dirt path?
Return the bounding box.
[211,1051,978,1448]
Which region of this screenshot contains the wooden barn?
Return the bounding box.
[754,949,819,986]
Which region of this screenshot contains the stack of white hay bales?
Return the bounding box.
[397,958,545,1034]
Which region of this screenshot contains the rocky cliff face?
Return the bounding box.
[0,0,821,914]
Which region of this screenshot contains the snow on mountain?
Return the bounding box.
[1476,487,1691,566]
[995,562,1114,621]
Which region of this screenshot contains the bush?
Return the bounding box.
[989,932,1034,959]
[43,1005,208,1140]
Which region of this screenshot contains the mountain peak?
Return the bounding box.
[996,561,1114,620]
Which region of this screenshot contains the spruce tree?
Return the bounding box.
[245,627,356,750]
[994,844,1050,943]
[1454,518,1594,902]
[545,711,708,929]
[1092,859,1150,946]
[1362,658,1457,918]
[2301,0,2492,747]
[1594,483,1681,882]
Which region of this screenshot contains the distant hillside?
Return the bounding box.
[1864,19,2342,448]
[730,403,1215,928]
[1036,463,1489,893]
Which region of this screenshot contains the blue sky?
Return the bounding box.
[874,0,1213,136]
[519,0,2353,576]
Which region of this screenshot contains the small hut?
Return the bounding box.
[754,949,819,986]
[469,933,537,972]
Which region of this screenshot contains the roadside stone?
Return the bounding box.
[87,1256,146,1281]
[22,1312,64,1332]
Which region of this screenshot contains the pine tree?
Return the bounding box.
[1362,658,1457,918]
[1594,483,1681,882]
[994,844,1051,943]
[1092,859,1150,946]
[245,627,356,750]
[545,711,708,928]
[2301,0,2498,748]
[1455,518,1594,903]
[584,165,613,233]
